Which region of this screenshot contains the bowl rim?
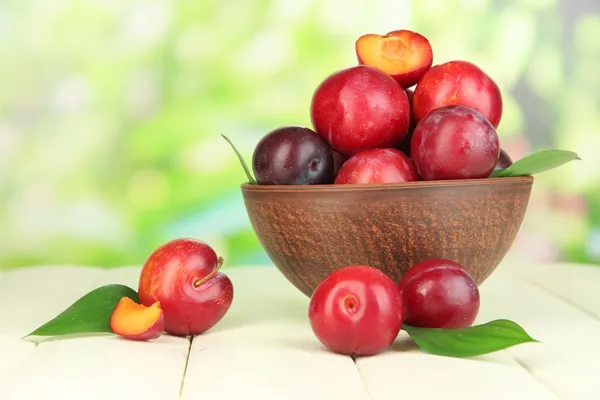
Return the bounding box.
[241,176,534,192]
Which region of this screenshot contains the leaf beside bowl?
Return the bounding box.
[24,284,139,337]
[403,319,539,358]
[491,149,580,178]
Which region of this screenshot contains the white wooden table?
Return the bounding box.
[0,260,599,400]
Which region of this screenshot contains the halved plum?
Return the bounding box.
[110,297,164,341]
[356,30,433,89]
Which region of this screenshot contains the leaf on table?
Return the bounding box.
[221,133,257,184]
[403,319,539,358]
[490,149,580,177]
[24,284,139,338]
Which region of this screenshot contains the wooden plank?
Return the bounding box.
[504,262,600,320]
[181,267,371,399]
[0,266,105,382]
[0,338,35,382]
[205,268,558,399]
[182,347,371,400]
[0,266,105,337]
[478,271,600,400]
[0,335,190,400]
[357,332,558,400]
[0,266,191,400]
[2,264,596,399]
[191,266,313,349]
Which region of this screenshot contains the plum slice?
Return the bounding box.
[110,297,164,341]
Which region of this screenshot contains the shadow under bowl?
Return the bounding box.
[241,176,534,298]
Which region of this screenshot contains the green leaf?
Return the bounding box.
[221,133,257,184]
[25,284,139,337]
[490,149,581,177]
[403,319,539,358]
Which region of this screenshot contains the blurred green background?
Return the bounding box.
[0,0,598,270]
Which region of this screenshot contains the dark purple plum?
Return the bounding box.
[252,126,335,185]
[494,149,514,171]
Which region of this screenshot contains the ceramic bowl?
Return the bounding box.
[241,176,533,297]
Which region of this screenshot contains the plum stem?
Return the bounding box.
[193,256,225,288]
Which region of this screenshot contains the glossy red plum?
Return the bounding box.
[413,60,503,128]
[310,65,411,156]
[411,105,500,180]
[309,265,404,356]
[138,238,234,337]
[334,148,420,184]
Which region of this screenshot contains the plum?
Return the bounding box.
[252,126,335,185]
[138,238,234,337]
[334,148,420,184]
[411,105,500,180]
[355,29,433,89]
[398,259,480,329]
[413,60,503,128]
[310,65,411,156]
[309,265,404,356]
[494,148,514,171]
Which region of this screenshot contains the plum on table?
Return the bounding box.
[110,297,165,341]
[309,265,404,356]
[138,238,234,337]
[398,258,480,329]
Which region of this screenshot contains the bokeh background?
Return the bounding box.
[0,0,598,270]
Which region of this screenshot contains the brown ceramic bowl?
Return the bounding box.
[241,176,534,297]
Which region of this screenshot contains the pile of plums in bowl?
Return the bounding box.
[226,29,577,298]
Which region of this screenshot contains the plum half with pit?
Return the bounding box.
[355,29,433,89]
[398,259,480,329]
[413,60,503,128]
[310,65,411,156]
[334,148,420,184]
[411,105,500,180]
[252,126,335,185]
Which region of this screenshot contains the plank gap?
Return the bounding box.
[504,350,562,400]
[352,356,375,400]
[178,337,194,399]
[516,273,600,322]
